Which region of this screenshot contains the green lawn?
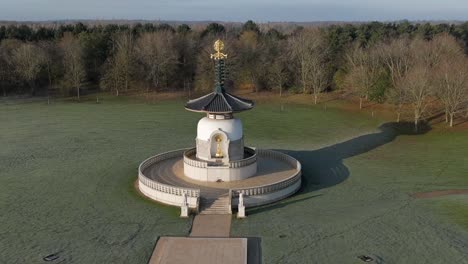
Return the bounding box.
[1,96,468,263]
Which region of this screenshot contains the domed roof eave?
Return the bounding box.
[185,91,254,114]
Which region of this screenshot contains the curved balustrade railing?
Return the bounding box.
[183,148,208,168]
[183,147,257,168]
[140,148,300,210]
[230,149,301,198]
[139,149,200,198]
[229,147,257,168]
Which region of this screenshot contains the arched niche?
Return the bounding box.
[209,130,230,163]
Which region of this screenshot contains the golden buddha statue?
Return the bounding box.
[215,135,224,158]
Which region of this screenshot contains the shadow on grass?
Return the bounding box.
[295,121,430,191]
[247,194,323,215]
[248,122,431,215]
[426,110,446,125]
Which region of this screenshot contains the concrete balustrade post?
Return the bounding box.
[237,193,246,218]
[180,192,189,218]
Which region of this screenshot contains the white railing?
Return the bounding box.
[230,149,301,198]
[183,147,257,168]
[229,147,257,168]
[183,148,208,168]
[138,149,200,198]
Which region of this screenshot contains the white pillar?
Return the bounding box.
[180,193,189,218]
[237,193,246,218]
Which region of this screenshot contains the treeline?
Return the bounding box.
[1,20,468,127]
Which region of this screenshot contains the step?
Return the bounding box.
[200,205,229,209]
[199,196,231,215]
[201,204,228,208]
[200,210,229,214]
[199,208,231,214]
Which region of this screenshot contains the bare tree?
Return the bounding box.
[0,46,9,96]
[11,43,47,95]
[135,31,178,91]
[175,32,198,96]
[238,30,264,93]
[290,29,330,104]
[344,44,381,109]
[101,32,135,96]
[194,48,215,93]
[60,33,86,100]
[290,30,312,94]
[378,37,413,122]
[268,55,289,97]
[403,63,433,131]
[435,57,468,127]
[428,34,468,127]
[115,33,135,94]
[396,37,451,131]
[0,39,22,96]
[37,41,57,90]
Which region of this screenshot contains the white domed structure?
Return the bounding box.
[195,117,244,161]
[197,117,243,141]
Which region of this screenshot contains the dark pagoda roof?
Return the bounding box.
[185,40,254,114]
[185,90,254,114]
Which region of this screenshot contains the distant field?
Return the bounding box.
[1,95,468,263]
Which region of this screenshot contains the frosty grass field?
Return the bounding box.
[1,95,468,263]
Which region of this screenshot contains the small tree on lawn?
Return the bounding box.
[60,33,86,100]
[344,44,381,109]
[403,64,433,131]
[378,37,413,122]
[11,43,47,95]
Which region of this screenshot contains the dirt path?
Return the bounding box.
[411,189,468,199]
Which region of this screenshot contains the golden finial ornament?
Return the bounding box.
[210,39,228,60]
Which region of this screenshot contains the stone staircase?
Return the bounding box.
[199,195,231,215]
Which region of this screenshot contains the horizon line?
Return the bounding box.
[1,18,467,24]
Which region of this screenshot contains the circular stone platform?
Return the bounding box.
[138,148,301,212]
[183,147,259,182]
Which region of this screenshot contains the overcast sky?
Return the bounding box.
[1,0,468,21]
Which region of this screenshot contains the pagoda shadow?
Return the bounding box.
[247,122,430,215]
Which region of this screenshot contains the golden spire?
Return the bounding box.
[210,39,228,60]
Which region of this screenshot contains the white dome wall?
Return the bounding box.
[197,117,243,141]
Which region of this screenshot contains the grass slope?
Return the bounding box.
[1,96,467,263]
[234,101,468,263]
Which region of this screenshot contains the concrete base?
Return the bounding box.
[180,205,189,218]
[237,205,246,218]
[149,237,247,264]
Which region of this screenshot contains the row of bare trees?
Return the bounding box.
[0,33,87,98]
[0,25,335,106]
[290,29,331,104]
[100,31,182,96]
[343,33,468,128]
[0,21,467,128]
[99,29,330,98]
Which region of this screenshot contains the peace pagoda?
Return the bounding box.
[137,40,302,217]
[184,40,257,182]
